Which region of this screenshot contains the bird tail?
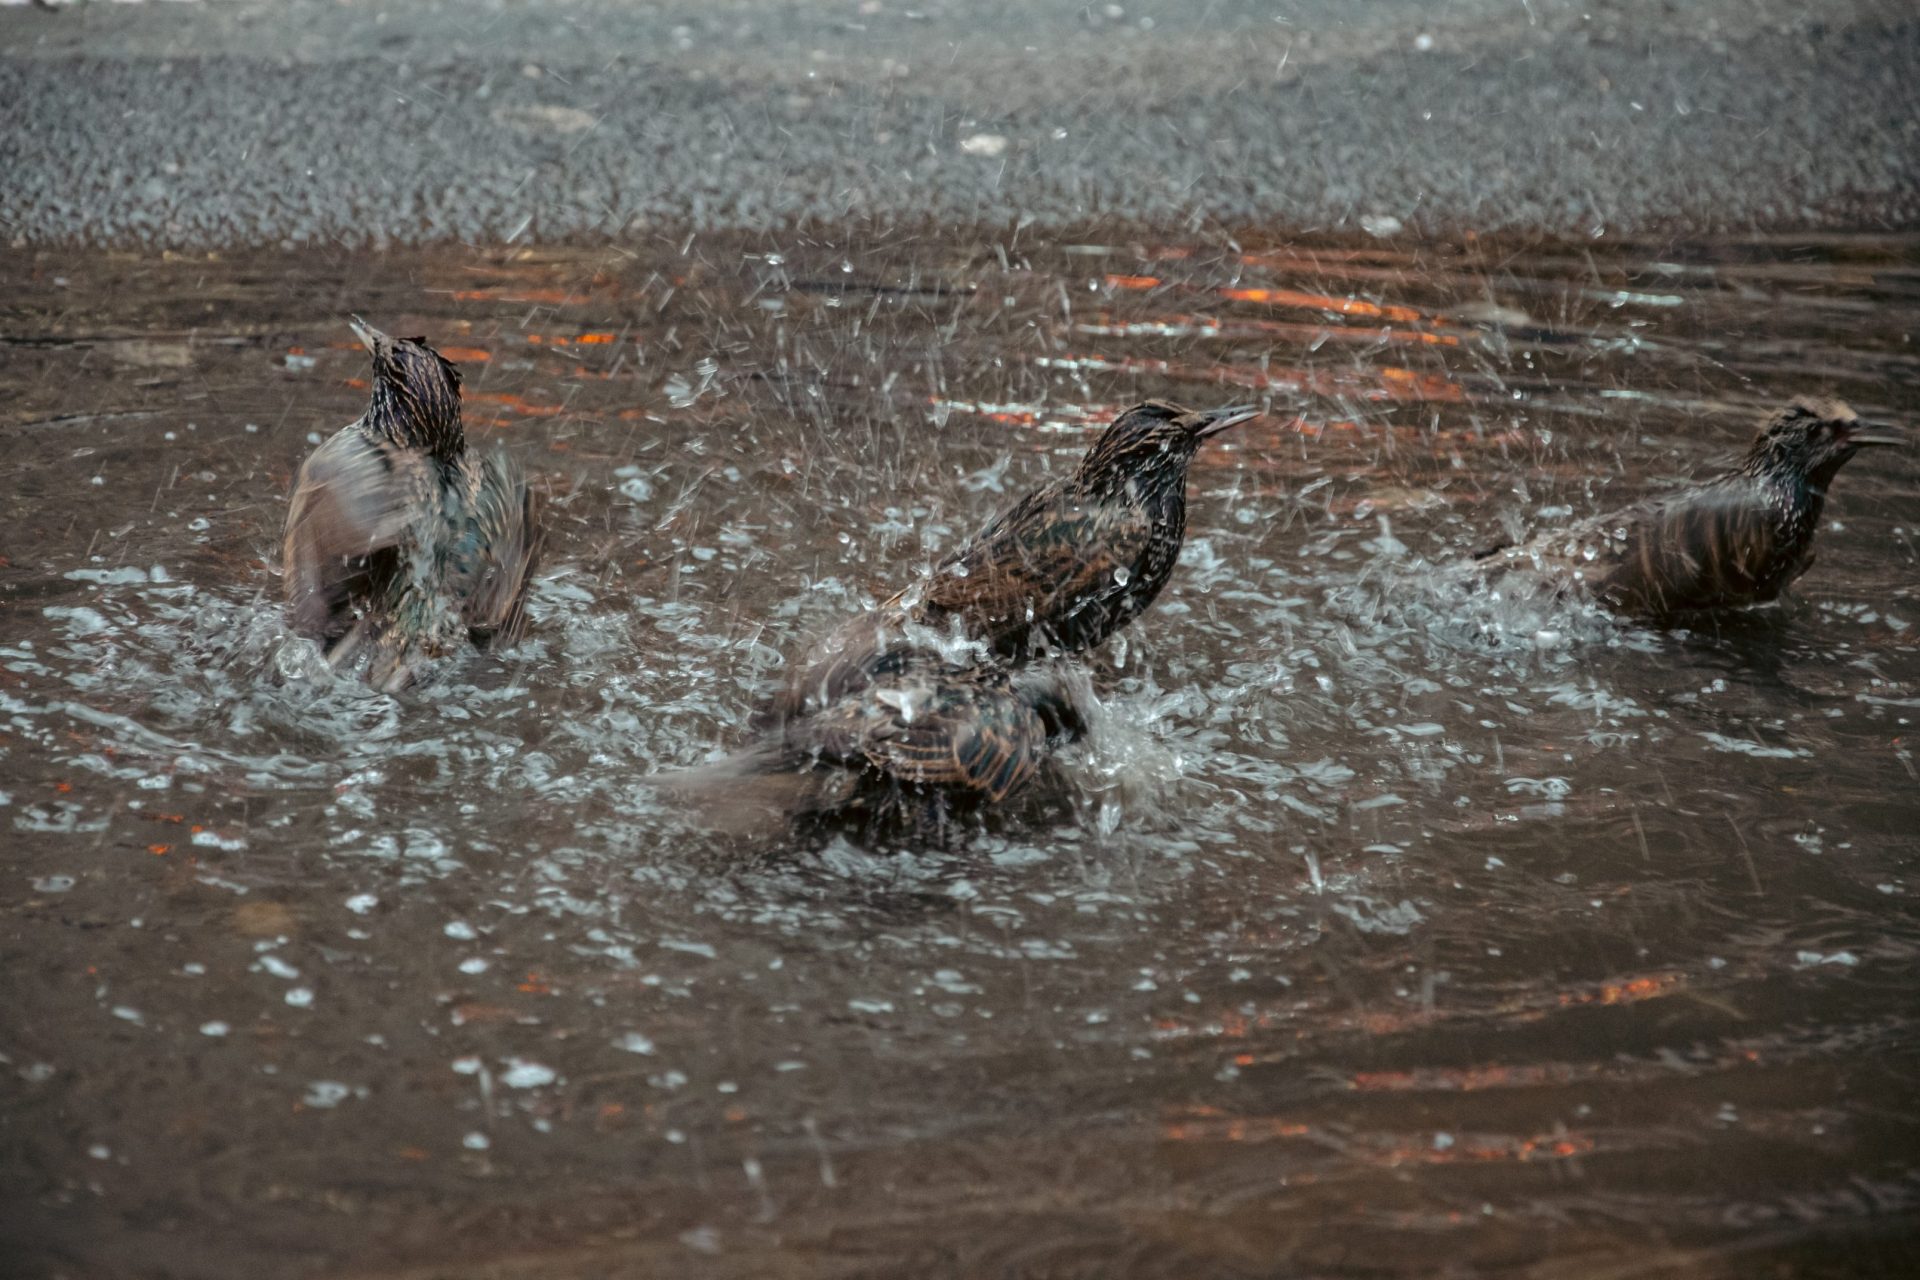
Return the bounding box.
[643,740,853,835]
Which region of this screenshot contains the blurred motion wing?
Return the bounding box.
[282,430,426,643]
[459,450,543,648]
[1585,481,1788,614]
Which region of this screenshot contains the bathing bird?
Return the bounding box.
[282,319,541,690]
[1475,397,1901,618]
[767,400,1259,724]
[660,656,1096,840]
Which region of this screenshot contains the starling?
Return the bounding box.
[659,656,1095,839]
[769,400,1259,724]
[1475,397,1902,618]
[282,319,541,690]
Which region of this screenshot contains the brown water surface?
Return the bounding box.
[2,230,1918,1278]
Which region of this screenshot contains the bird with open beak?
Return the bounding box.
[1474,396,1903,619]
[281,319,542,690]
[764,399,1260,726]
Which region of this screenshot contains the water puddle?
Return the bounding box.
[2,230,1917,1275]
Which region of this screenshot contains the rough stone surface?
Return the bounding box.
[2,0,1917,247]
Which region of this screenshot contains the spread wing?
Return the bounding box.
[282,428,428,642]
[457,450,542,647]
[909,488,1154,649]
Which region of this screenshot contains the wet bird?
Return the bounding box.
[659,656,1096,840]
[1474,397,1902,618]
[282,319,541,690]
[768,400,1260,724]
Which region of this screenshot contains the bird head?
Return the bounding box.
[1745,396,1902,489]
[351,316,466,460]
[1075,400,1260,498]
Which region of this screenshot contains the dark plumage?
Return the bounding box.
[769,400,1259,724]
[658,657,1096,839]
[1476,397,1902,618]
[282,319,541,690]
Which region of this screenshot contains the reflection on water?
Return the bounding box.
[2,232,1917,1276]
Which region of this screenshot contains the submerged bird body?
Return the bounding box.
[1478,398,1900,618]
[663,657,1096,839]
[283,320,539,689]
[771,401,1258,724]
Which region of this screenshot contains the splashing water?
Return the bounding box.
[2,230,1917,1275]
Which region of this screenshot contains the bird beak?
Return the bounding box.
[347,315,388,354]
[1841,420,1905,448]
[1193,404,1261,438]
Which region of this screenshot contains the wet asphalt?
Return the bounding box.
[1,0,1917,247]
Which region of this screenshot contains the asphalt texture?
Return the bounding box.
[2,0,1917,247]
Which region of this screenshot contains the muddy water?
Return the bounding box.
[2,231,1917,1278]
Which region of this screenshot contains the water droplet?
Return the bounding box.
[959,133,1008,158]
[500,1059,557,1089]
[303,1081,351,1109]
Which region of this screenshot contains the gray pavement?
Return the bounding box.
[2,0,1917,246]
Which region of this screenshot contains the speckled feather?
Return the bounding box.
[282,321,540,690]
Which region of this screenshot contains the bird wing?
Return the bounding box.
[869,691,1042,802]
[763,488,1149,727]
[282,427,428,642]
[455,449,543,647]
[761,609,914,729]
[1575,480,1785,614]
[799,674,1047,803]
[912,488,1154,647]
